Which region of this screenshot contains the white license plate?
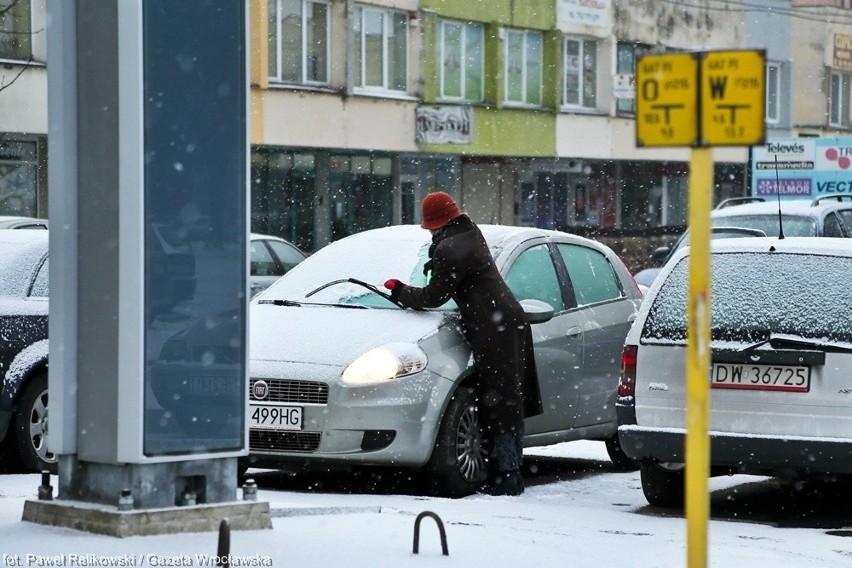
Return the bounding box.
[249,404,303,430]
[711,363,810,392]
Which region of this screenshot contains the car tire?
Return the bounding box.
[605,433,639,471]
[12,372,57,474]
[423,385,489,497]
[640,461,685,508]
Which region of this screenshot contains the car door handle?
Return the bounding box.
[566,326,582,340]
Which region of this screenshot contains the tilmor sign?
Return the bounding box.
[416,106,472,144]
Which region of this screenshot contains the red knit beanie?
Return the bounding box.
[421,192,461,230]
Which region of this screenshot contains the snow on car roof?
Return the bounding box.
[712,199,835,218]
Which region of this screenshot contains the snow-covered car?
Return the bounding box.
[245,224,644,496]
[0,230,51,472]
[249,233,307,297]
[632,195,852,288]
[617,237,852,507]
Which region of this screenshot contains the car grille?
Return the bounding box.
[249,378,329,404]
[249,430,321,452]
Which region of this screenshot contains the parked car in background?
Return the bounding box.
[0,231,51,472]
[618,237,852,507]
[0,216,48,230]
[244,224,643,497]
[250,233,307,297]
[633,195,852,288]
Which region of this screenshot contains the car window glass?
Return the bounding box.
[823,213,844,237]
[837,210,852,236]
[504,244,564,311]
[642,252,852,344]
[715,214,816,237]
[267,240,305,272]
[30,258,48,297]
[250,241,279,276]
[557,243,621,306]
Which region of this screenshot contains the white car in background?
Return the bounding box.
[618,237,852,507]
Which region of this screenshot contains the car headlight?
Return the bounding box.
[341,343,428,385]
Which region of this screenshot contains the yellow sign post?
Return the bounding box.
[634,49,765,568]
[636,53,698,147]
[700,50,766,146]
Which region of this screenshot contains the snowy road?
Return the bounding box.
[1,441,851,567]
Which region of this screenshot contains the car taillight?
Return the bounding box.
[618,345,638,397]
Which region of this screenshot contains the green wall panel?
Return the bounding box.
[419,0,553,28]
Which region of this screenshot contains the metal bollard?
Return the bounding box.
[242,478,257,501]
[412,510,449,556]
[37,470,53,501]
[217,518,231,567]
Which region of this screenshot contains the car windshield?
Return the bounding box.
[259,227,459,310]
[641,252,852,346]
[711,214,817,237]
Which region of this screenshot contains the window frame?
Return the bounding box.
[0,0,32,62]
[268,0,331,86]
[438,19,484,102]
[830,71,852,128]
[562,36,598,111]
[352,4,409,95]
[765,61,781,125]
[615,42,653,116]
[503,28,543,107]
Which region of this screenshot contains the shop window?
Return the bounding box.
[830,71,852,128]
[329,154,393,241]
[250,149,316,251]
[0,0,31,61]
[353,5,407,94]
[0,140,38,217]
[504,29,542,107]
[268,0,329,85]
[439,19,483,102]
[563,37,596,110]
[766,62,780,124]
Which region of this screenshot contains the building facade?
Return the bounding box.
[5,0,852,253]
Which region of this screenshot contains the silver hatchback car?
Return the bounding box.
[246,224,643,496]
[618,237,852,507]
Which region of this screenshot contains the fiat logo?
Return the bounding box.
[253,380,269,400]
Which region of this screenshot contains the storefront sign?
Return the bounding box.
[416,106,472,144]
[613,73,635,100]
[558,0,609,28]
[751,137,852,198]
[834,34,852,71]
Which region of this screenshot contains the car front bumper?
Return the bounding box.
[246,362,457,470]
[618,425,852,476]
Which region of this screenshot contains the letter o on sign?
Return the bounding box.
[642,78,659,102]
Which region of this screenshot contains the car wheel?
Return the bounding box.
[423,385,489,497]
[640,461,685,508]
[605,433,639,471]
[12,372,57,474]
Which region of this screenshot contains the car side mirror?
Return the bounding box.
[651,246,671,266]
[520,299,555,324]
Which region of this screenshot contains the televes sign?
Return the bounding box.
[751,137,852,199]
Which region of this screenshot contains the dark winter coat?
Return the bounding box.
[395,215,543,432]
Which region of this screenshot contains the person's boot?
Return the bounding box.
[480,470,524,496]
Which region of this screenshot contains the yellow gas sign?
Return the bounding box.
[700,50,765,146]
[635,52,698,147]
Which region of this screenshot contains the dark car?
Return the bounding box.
[0,231,51,472]
[249,233,307,297]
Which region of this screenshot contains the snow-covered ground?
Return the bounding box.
[1,441,850,567]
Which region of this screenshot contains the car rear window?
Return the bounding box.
[713,214,816,237]
[641,252,852,345]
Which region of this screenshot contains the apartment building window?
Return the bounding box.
[439,20,484,102]
[830,71,852,128]
[616,42,652,114]
[504,29,542,106]
[268,0,329,84]
[353,5,408,93]
[564,37,597,109]
[766,62,780,124]
[0,0,31,61]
